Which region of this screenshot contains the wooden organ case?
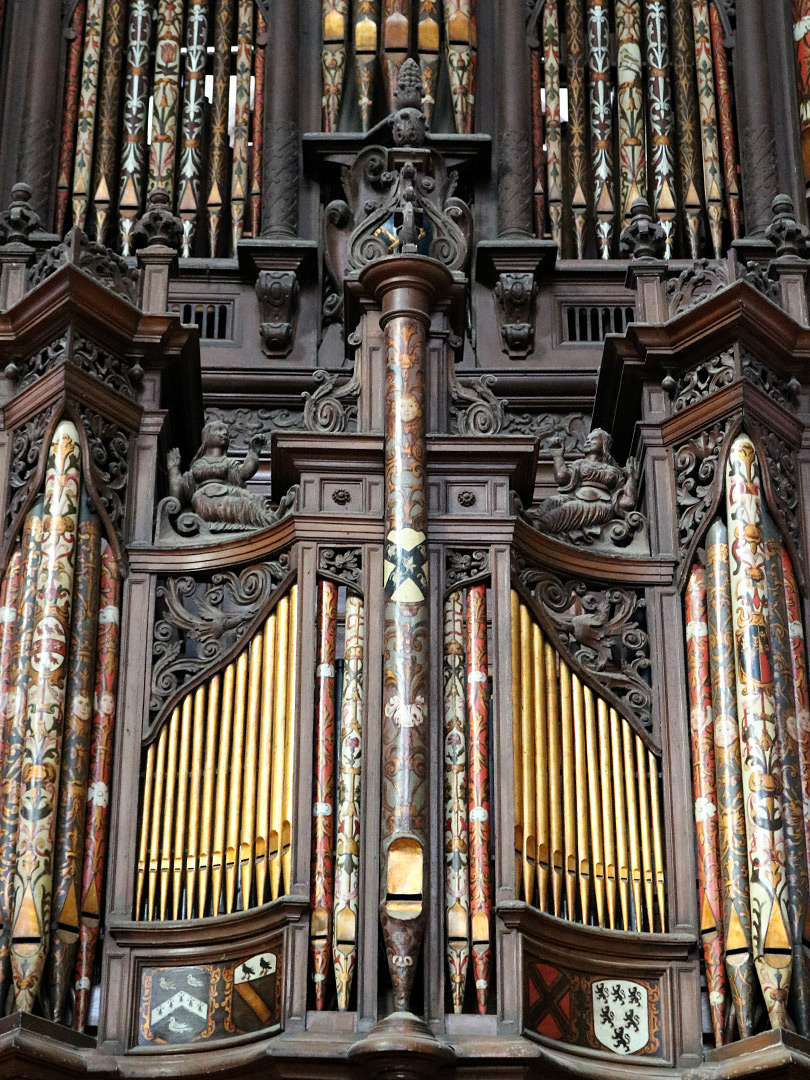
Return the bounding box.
[5,3,810,1079]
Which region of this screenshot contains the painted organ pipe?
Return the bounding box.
[92,0,126,242]
[147,0,184,202]
[333,594,365,1010]
[709,3,741,241]
[794,0,810,195]
[586,0,615,257]
[615,0,647,218]
[135,589,298,922]
[251,9,267,237]
[354,1,380,133]
[178,0,209,258]
[445,0,476,135]
[725,436,793,1030]
[670,0,702,256]
[644,0,677,256]
[565,0,588,256]
[322,1,349,132]
[311,581,338,1010]
[691,0,724,257]
[511,592,666,934]
[685,446,810,1046]
[55,0,86,236]
[230,0,254,251]
[685,564,728,1046]
[71,0,106,231]
[118,0,154,254]
[417,0,440,126]
[207,0,234,258]
[381,0,411,114]
[444,591,469,1014]
[543,0,562,246]
[529,45,546,240]
[0,421,121,1028]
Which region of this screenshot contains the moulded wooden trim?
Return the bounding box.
[514,520,677,584]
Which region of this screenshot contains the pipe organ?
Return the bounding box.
[5,4,810,1079]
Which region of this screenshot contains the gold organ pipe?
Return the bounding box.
[531,622,549,910]
[560,661,577,920]
[518,604,536,905]
[282,584,299,897]
[160,710,180,920]
[256,614,277,905]
[598,698,617,929]
[269,595,290,901]
[136,742,155,919]
[172,695,193,920]
[510,591,523,896]
[584,686,606,927]
[225,652,249,914]
[148,726,167,921]
[572,674,591,923]
[636,735,655,932]
[198,673,221,918]
[610,707,630,930]
[546,641,563,918]
[185,687,206,918]
[212,663,236,916]
[240,632,263,911]
[648,749,666,931]
[622,722,643,931]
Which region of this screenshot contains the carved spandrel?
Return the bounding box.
[27,227,141,305]
[149,558,291,730]
[516,563,654,736]
[6,333,143,401]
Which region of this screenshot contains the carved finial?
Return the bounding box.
[766,193,810,259]
[132,186,184,252]
[391,58,427,147]
[0,182,43,245]
[619,198,666,261]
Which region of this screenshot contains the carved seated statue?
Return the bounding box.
[528,428,643,546]
[157,420,297,542]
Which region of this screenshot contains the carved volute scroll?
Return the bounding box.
[318,545,363,592]
[445,547,490,592]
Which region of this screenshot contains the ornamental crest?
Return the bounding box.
[591,979,650,1056]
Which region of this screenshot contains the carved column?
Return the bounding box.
[360,255,451,1016]
[261,0,300,238]
[495,0,533,237]
[733,0,780,240]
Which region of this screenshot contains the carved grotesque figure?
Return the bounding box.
[391,58,427,147]
[167,420,277,529]
[529,428,642,545]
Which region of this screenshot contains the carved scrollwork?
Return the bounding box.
[446,548,490,591]
[28,227,140,304]
[501,410,590,454]
[738,261,779,305]
[666,258,730,318]
[674,420,731,552]
[9,333,142,400]
[204,406,305,452]
[449,369,505,436]
[518,564,653,732]
[78,405,130,544]
[318,546,363,590]
[150,558,291,725]
[5,407,56,533]
[741,349,799,410]
[670,350,734,412]
[750,421,801,559]
[302,366,361,434]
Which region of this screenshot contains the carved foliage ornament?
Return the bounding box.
[666,347,799,414]
[449,357,506,436]
[518,565,653,733]
[666,258,730,318]
[6,407,56,533]
[318,546,363,590]
[28,227,140,305]
[7,332,143,400]
[674,419,732,553]
[501,410,590,454]
[446,548,490,591]
[204,406,305,452]
[78,405,130,546]
[150,558,291,727]
[749,420,801,561]
[525,428,645,548]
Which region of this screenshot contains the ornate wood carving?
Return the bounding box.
[517,564,654,736]
[318,546,363,591]
[674,419,732,556]
[204,406,305,451]
[303,366,361,435]
[666,258,730,317]
[449,370,505,436]
[7,334,142,400]
[671,349,734,412]
[27,228,140,304]
[148,558,292,733]
[5,407,56,535]
[749,419,801,561]
[445,548,490,591]
[501,410,589,453]
[493,271,536,357]
[76,405,130,546]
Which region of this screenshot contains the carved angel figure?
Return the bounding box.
[529,428,642,545]
[167,419,277,528]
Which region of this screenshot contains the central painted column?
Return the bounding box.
[361,255,452,1012]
